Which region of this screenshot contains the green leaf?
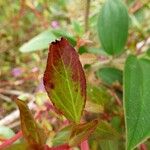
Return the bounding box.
[52,29,76,46]
[69,120,98,146]
[97,0,129,55]
[124,55,150,150]
[52,126,71,146]
[100,140,119,150]
[85,101,104,113]
[43,38,86,123]
[15,99,47,149]
[87,84,110,105]
[96,67,123,85]
[19,30,57,53]
[92,121,120,140]
[71,20,84,36]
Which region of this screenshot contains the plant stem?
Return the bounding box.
[85,0,91,32]
[139,144,147,150]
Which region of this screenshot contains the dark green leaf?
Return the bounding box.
[97,0,129,55]
[124,55,150,150]
[96,67,123,85]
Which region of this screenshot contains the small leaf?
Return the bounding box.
[97,0,129,55]
[69,120,98,146]
[96,67,123,85]
[43,38,86,123]
[92,121,120,140]
[85,101,104,113]
[87,84,110,105]
[19,30,57,53]
[100,140,119,150]
[124,55,150,150]
[52,126,71,146]
[15,99,46,149]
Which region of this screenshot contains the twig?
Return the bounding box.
[129,0,149,14]
[25,1,49,28]
[7,120,20,129]
[109,89,122,106]
[0,94,11,102]
[85,0,91,32]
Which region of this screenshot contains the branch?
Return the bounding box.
[84,0,91,32]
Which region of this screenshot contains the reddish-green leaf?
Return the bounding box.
[69,120,98,146]
[92,121,120,140]
[15,99,47,149]
[43,37,86,123]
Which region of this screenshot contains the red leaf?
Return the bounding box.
[44,144,70,150]
[43,37,86,123]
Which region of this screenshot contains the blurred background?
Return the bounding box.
[0,0,150,149]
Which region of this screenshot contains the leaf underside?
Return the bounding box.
[124,55,150,150]
[43,37,86,123]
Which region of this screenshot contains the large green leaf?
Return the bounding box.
[97,0,129,55]
[19,30,57,53]
[43,38,86,123]
[15,99,47,149]
[124,55,150,150]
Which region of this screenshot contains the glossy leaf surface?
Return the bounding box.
[124,55,150,150]
[97,0,128,55]
[43,38,86,123]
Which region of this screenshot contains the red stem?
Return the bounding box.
[139,144,147,150]
[80,140,90,150]
[0,131,23,149]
